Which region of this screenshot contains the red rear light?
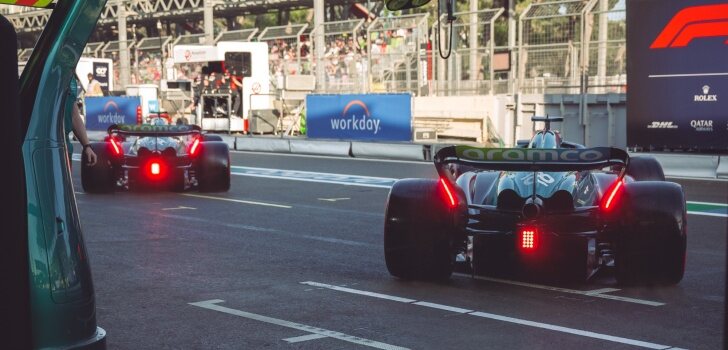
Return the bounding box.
[150,162,161,175]
[439,178,457,208]
[519,228,538,250]
[189,137,201,157]
[601,180,624,211]
[109,138,122,156]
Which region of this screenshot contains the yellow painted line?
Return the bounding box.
[180,193,291,209]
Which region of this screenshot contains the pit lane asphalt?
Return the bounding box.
[70,148,727,349]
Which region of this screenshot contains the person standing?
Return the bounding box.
[86,72,104,97]
[65,79,97,168]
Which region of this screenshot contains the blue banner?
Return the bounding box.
[306,94,412,141]
[84,96,140,131]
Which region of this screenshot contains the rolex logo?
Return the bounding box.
[703,85,710,94]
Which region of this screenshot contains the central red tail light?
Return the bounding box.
[601,180,624,211]
[519,228,538,250]
[439,178,457,208]
[109,137,122,156]
[150,162,161,175]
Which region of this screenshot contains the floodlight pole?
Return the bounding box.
[314,0,325,90]
[118,0,130,89]
[204,0,215,45]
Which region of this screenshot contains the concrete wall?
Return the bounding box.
[412,93,627,148]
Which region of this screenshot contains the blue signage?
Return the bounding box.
[306,94,412,141]
[84,96,140,131]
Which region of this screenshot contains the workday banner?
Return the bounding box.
[84,96,141,131]
[627,0,728,150]
[306,94,412,141]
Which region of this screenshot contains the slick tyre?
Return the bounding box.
[626,156,665,181]
[81,142,115,193]
[615,181,687,285]
[197,141,230,192]
[384,179,457,281]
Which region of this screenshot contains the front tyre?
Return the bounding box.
[384,179,458,281]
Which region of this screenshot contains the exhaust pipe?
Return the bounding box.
[522,197,543,219]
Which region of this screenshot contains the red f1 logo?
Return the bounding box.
[651,3,728,49]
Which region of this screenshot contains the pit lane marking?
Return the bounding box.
[230,166,396,189]
[283,334,328,343]
[318,198,350,202]
[189,299,410,350]
[162,206,196,211]
[180,193,291,209]
[452,274,665,307]
[301,282,681,350]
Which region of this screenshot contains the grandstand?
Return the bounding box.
[6,0,625,97]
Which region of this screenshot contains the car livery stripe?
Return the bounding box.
[0,0,53,7]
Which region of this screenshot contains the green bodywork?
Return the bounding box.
[18,0,107,348]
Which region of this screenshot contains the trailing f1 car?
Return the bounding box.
[384,116,686,285]
[81,123,231,193]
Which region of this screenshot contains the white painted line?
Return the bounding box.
[688,211,728,218]
[583,288,621,295]
[649,72,728,78]
[189,299,410,350]
[162,206,196,211]
[232,172,394,188]
[231,150,430,165]
[318,198,351,202]
[667,175,728,182]
[301,281,417,303]
[688,201,728,207]
[412,301,472,314]
[302,283,679,350]
[180,193,291,209]
[467,311,673,349]
[453,274,665,307]
[283,333,329,343]
[74,192,85,195]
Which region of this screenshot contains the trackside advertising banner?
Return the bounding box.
[85,96,141,131]
[306,94,412,141]
[93,61,111,95]
[627,0,728,150]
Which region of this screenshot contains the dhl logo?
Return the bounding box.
[651,3,728,49]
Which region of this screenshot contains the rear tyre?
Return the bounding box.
[384,179,457,281]
[615,181,686,285]
[81,143,115,193]
[197,141,230,192]
[626,156,665,181]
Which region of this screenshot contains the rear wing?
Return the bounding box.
[108,124,202,137]
[434,146,629,174]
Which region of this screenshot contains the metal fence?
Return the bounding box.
[367,13,429,95]
[310,19,366,93]
[101,40,135,88]
[257,23,309,84]
[586,0,626,93]
[431,8,504,96]
[215,28,258,43]
[518,0,594,94]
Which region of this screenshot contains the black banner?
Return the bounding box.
[92,61,110,95]
[627,0,728,151]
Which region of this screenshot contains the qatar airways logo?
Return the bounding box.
[651,4,728,49]
[330,100,382,134]
[456,147,606,162]
[97,101,125,124]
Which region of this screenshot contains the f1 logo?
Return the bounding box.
[651,3,728,49]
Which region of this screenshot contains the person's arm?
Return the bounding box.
[71,103,97,166]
